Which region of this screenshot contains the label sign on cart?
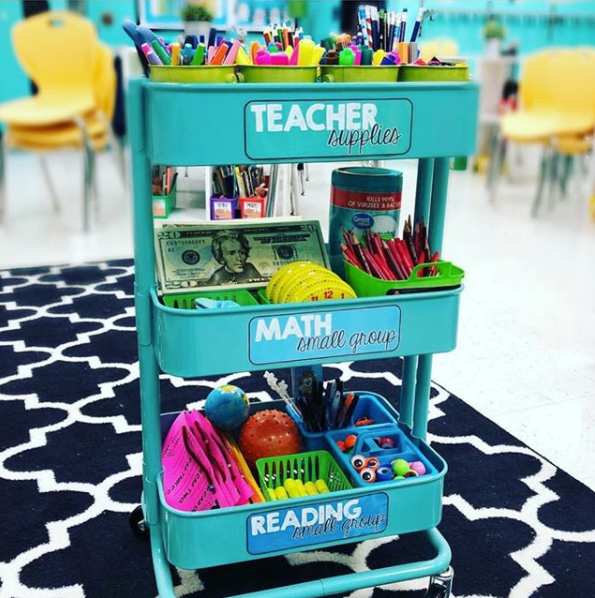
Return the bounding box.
[247,493,389,554]
[248,306,401,365]
[244,99,412,161]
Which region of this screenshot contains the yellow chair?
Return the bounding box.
[488,47,595,215]
[0,12,120,231]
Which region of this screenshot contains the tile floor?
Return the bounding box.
[1,149,594,491]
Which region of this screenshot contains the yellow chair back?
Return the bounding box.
[518,50,553,112]
[12,11,97,101]
[93,42,117,120]
[547,47,595,119]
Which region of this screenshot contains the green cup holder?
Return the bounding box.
[320,65,399,83]
[150,65,239,84]
[237,65,318,83]
[398,65,469,82]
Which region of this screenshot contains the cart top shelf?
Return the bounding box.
[132,78,479,166]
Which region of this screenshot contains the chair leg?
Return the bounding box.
[304,162,310,181]
[532,146,552,217]
[38,154,61,214]
[75,117,95,232]
[488,135,506,203]
[559,154,573,200]
[289,163,300,216]
[0,134,6,225]
[548,150,560,211]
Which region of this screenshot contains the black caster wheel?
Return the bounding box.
[129,505,149,538]
[424,583,448,598]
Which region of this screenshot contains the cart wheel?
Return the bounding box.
[129,505,149,538]
[424,584,448,598]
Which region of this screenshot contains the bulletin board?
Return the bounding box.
[138,0,294,31]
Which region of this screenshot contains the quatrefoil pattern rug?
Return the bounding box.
[1,260,594,598]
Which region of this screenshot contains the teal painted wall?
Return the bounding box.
[0,1,28,104]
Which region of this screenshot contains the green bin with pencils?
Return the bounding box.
[344,259,465,296]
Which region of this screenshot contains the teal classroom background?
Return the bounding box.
[2,0,595,105]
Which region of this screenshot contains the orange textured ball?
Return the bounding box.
[238,409,303,468]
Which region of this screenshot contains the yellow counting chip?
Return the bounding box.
[315,479,330,493]
[277,268,332,304]
[304,481,319,495]
[274,486,289,500]
[294,479,307,496]
[269,262,327,304]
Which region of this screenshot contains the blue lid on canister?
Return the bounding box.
[331,167,403,193]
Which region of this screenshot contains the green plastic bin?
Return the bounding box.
[237,65,318,83]
[150,65,238,84]
[152,174,177,219]
[320,65,399,83]
[398,65,469,82]
[344,260,464,297]
[256,450,352,502]
[162,288,259,310]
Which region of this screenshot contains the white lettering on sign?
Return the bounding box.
[254,314,333,342]
[250,103,378,133]
[250,499,365,536]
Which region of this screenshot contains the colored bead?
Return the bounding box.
[392,459,410,477]
[409,461,427,476]
[344,434,357,450]
[336,440,346,452]
[366,457,380,470]
[379,437,396,449]
[376,466,394,482]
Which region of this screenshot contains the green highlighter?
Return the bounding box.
[151,40,171,66]
[339,47,355,66]
[191,43,206,66]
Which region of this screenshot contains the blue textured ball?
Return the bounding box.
[205,385,250,430]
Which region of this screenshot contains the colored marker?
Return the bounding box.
[170,42,180,66]
[151,39,171,65]
[141,42,162,65]
[190,43,205,66]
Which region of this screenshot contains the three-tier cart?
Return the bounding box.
[127,76,478,598]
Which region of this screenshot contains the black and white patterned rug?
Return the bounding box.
[1,260,594,598]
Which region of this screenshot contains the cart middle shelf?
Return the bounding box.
[151,285,462,377]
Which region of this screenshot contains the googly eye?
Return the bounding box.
[366,457,380,470]
[360,467,377,483]
[351,454,366,471]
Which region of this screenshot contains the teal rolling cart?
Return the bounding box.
[127,78,478,598]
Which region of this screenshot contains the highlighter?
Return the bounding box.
[255,50,272,65]
[373,49,386,65]
[190,43,206,66]
[271,52,289,65]
[151,39,171,65]
[381,53,398,65]
[311,45,325,66]
[211,43,229,65]
[141,42,162,66]
[236,46,252,65]
[352,45,362,65]
[285,45,294,60]
[339,47,355,66]
[289,42,300,65]
[361,46,373,65]
[298,38,314,66]
[224,39,241,65]
[250,41,261,63]
[170,42,180,66]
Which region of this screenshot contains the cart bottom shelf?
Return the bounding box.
[157,397,447,570]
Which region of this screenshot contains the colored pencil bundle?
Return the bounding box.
[252,25,325,66]
[341,216,439,281]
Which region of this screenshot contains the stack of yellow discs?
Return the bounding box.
[266,262,356,304]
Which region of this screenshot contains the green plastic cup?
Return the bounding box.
[150,65,238,84]
[320,65,399,83]
[398,65,469,82]
[237,65,318,83]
